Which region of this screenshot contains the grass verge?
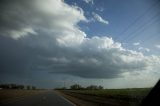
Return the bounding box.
[59,88,151,106]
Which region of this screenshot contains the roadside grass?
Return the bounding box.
[65,88,151,101]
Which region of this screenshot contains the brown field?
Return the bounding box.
[0,89,46,104]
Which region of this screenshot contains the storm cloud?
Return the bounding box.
[0,0,160,80]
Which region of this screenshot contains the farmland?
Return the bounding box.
[59,88,151,106]
[0,89,46,104]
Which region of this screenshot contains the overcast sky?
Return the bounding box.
[0,0,160,89]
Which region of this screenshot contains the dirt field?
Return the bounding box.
[0,89,46,104]
[59,88,151,106]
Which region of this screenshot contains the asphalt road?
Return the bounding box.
[0,91,75,106]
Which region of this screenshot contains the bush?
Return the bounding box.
[70,84,83,90]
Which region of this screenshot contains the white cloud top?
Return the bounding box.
[0,0,87,39]
[138,47,150,52]
[83,0,94,5]
[133,42,140,46]
[92,12,109,25]
[155,45,160,49]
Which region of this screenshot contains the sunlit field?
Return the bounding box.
[66,88,150,98]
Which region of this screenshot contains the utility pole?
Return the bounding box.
[63,81,66,88]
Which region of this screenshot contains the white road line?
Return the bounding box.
[54,91,76,106]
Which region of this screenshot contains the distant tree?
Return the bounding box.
[11,84,18,89]
[86,85,103,90]
[10,84,25,89]
[32,86,36,90]
[0,84,10,89]
[61,87,67,90]
[0,84,36,90]
[98,85,103,90]
[54,87,67,90]
[27,85,31,90]
[70,84,82,90]
[19,85,25,89]
[86,85,98,90]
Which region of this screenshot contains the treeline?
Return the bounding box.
[56,84,104,90]
[0,84,36,90]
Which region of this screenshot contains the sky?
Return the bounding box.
[0,0,160,89]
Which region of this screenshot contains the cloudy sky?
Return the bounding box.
[0,0,160,89]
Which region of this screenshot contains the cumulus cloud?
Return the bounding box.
[138,47,150,52]
[92,12,109,25]
[0,0,160,80]
[83,0,94,5]
[0,0,86,39]
[133,42,140,46]
[155,45,160,49]
[96,7,104,12]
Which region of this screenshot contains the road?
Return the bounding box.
[0,91,75,106]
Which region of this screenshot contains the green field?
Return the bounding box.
[60,88,151,106]
[68,88,150,100]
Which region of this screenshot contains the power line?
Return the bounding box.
[115,0,160,41]
[123,11,160,42]
[142,28,160,43]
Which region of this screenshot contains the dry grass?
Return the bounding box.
[59,88,151,106]
[66,88,151,101]
[56,90,98,106]
[0,89,46,103]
